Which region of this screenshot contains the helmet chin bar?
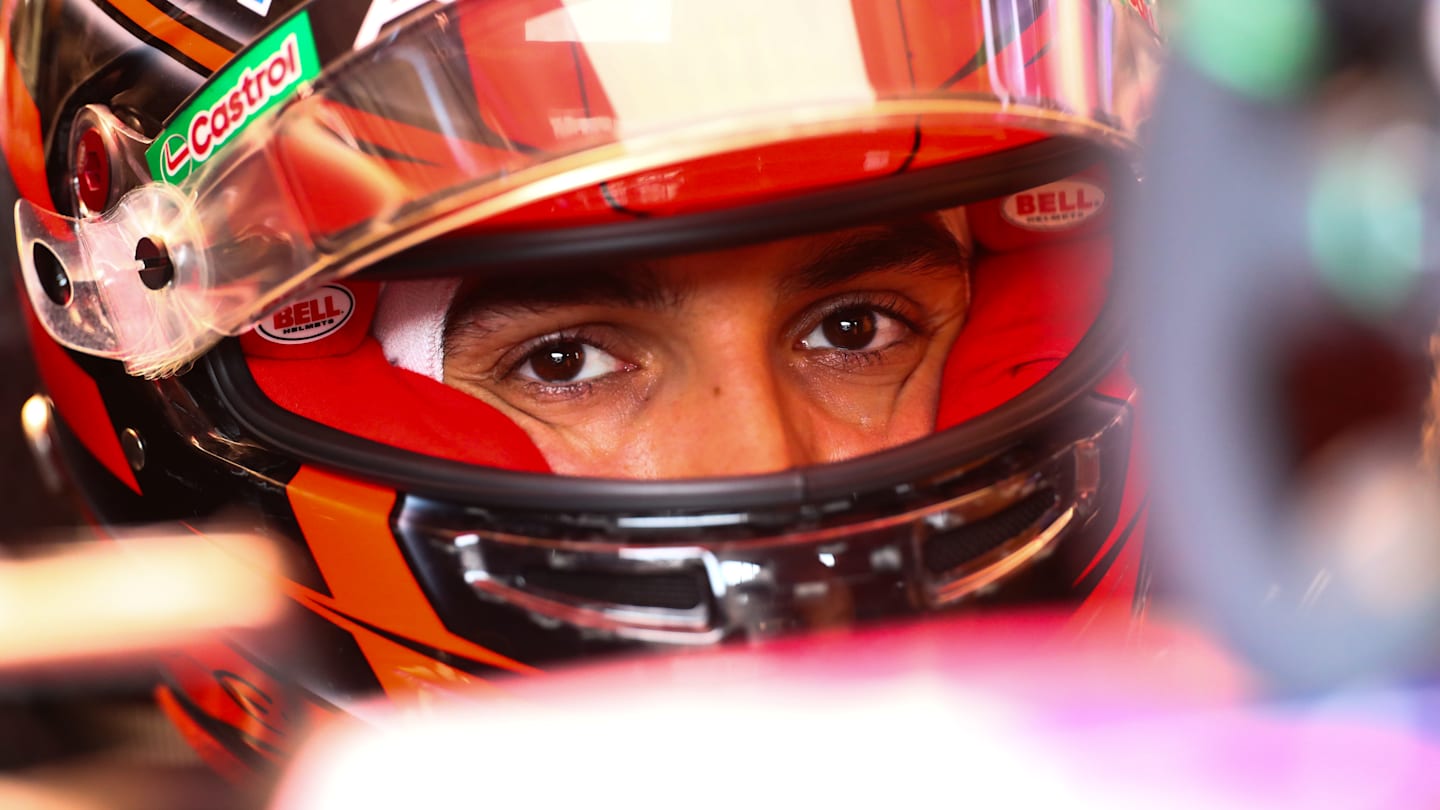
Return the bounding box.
[393,395,1129,645]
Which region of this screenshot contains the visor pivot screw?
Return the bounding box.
[120,428,145,472]
[72,127,111,216]
[135,237,174,290]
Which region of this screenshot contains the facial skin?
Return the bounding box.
[442,216,970,478]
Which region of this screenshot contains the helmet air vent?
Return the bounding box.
[922,488,1058,575]
[518,567,707,611]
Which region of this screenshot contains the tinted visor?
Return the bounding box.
[15,0,1159,378]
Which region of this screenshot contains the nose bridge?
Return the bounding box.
[675,348,811,477]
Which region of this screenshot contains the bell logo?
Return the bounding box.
[256,285,355,344]
[1001,180,1106,231]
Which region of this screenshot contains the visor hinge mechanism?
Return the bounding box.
[135,237,174,290]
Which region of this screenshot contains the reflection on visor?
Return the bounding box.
[14,0,1159,378]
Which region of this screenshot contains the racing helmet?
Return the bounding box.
[3,0,1162,775]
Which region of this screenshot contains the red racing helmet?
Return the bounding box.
[3,0,1161,777]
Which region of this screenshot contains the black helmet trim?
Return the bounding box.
[357,136,1114,279]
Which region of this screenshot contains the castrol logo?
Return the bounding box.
[145,12,319,183]
[256,285,356,344]
[1001,180,1107,231]
[159,35,302,175]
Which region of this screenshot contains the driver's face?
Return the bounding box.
[442,217,970,478]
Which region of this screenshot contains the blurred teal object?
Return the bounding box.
[1308,141,1425,316]
[1179,0,1326,100]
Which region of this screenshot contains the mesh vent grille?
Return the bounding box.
[922,489,1057,574]
[521,568,707,610]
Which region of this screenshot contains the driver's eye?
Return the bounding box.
[531,342,585,382]
[822,308,878,350]
[800,305,908,353]
[515,338,622,384]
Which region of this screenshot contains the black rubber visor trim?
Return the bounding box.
[207,143,1133,513]
[359,137,1113,278]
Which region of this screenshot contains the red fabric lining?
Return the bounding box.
[248,341,550,472]
[937,237,1111,429]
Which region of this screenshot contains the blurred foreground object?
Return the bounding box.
[1134,0,1440,688]
[0,531,282,810]
[0,532,283,675]
[273,611,1440,810]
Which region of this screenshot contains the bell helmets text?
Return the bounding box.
[1001,180,1107,231]
[257,285,356,344]
[160,34,303,177]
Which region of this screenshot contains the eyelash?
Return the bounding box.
[813,292,921,330]
[796,293,924,367]
[498,327,624,397]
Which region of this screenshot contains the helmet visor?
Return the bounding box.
[15,0,1159,378]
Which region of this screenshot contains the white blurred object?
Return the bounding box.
[19,394,64,495]
[269,611,1440,810]
[0,531,284,673]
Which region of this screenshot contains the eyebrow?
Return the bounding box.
[444,216,969,341]
[778,216,971,297]
[444,261,678,343]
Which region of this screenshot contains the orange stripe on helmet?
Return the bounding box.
[101,0,233,72]
[286,590,505,704]
[155,684,255,781]
[0,39,55,211]
[285,466,539,691]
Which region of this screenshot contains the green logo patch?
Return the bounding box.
[146,11,320,183]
